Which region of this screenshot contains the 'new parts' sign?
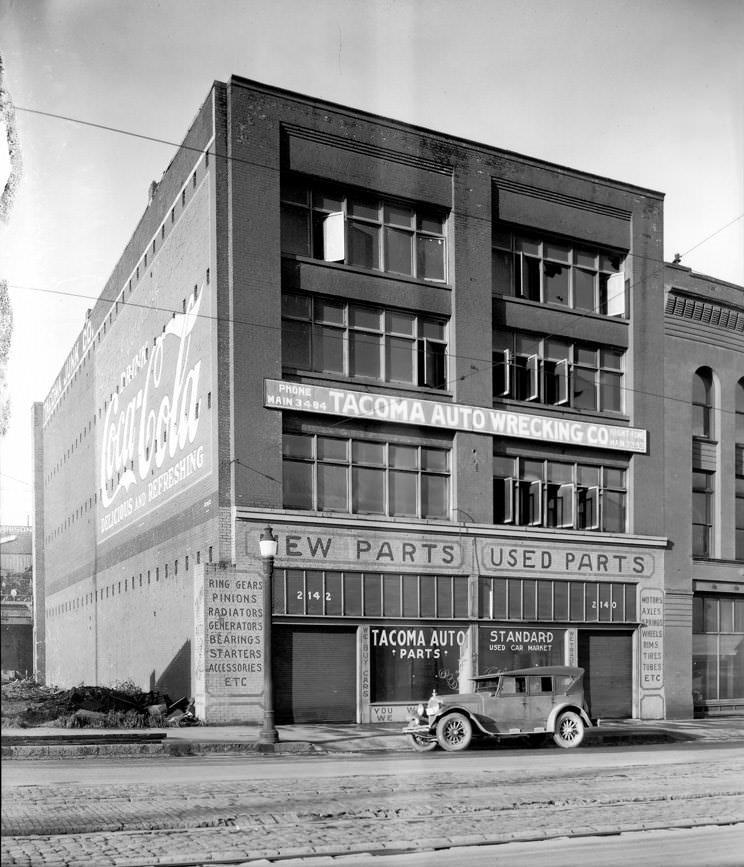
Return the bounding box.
[265,380,647,453]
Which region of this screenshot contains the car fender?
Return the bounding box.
[547,702,592,732]
[433,706,496,736]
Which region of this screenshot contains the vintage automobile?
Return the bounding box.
[403,665,592,752]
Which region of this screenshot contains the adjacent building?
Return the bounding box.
[1,524,33,678]
[32,77,742,724]
[663,264,744,717]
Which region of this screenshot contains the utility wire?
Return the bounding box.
[10,107,744,418]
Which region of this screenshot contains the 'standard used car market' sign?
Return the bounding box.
[264,380,647,453]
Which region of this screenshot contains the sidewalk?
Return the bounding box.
[3,716,743,759]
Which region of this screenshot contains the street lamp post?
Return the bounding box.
[258,525,279,749]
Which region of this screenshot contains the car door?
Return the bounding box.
[495,675,529,731]
[526,675,554,730]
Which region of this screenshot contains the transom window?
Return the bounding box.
[493,454,627,532]
[493,229,626,317]
[283,432,450,519]
[282,293,448,388]
[281,177,447,282]
[479,576,637,622]
[493,328,624,414]
[273,569,467,619]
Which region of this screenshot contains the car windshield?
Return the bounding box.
[475,678,500,693]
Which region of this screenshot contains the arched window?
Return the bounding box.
[692,367,714,438]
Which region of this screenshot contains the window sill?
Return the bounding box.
[493,293,629,324]
[491,397,630,425]
[283,253,451,291]
[282,369,453,401]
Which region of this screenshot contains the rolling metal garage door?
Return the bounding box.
[578,630,633,719]
[274,626,357,723]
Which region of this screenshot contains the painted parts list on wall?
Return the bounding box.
[640,589,664,689]
[205,574,264,689]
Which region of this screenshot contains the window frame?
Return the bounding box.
[283,431,451,520]
[281,177,448,283]
[492,229,626,319]
[493,455,627,533]
[492,328,625,416]
[282,292,448,389]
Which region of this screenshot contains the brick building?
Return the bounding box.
[663,265,744,717]
[1,525,33,678]
[33,77,742,723]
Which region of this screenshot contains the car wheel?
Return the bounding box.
[436,712,473,751]
[552,711,584,748]
[408,733,438,752]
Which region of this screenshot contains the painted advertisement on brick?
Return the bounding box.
[98,289,210,538]
[96,178,213,541]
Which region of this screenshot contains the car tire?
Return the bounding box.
[408,733,438,752]
[436,712,473,751]
[552,711,585,748]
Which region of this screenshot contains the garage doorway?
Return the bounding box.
[273,626,357,723]
[578,630,633,719]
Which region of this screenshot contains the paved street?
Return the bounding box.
[3,742,744,865]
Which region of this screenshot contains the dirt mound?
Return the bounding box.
[1,678,176,728]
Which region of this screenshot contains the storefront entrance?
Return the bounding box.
[578,630,633,719]
[273,625,357,723]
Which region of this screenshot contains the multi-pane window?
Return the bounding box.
[492,229,626,317]
[493,328,624,414]
[281,177,447,281]
[692,469,715,557]
[283,432,450,519]
[273,569,467,619]
[479,576,637,622]
[282,293,447,388]
[493,455,627,532]
[692,368,714,438]
[693,594,744,705]
[736,379,744,561]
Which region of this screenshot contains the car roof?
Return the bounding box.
[472,666,584,680]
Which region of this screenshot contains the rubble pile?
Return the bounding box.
[1,678,199,728]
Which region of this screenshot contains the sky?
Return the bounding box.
[0,0,742,526]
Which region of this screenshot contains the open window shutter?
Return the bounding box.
[558,483,575,528]
[528,479,542,525]
[587,485,600,529]
[555,359,569,405]
[494,348,511,397]
[424,339,446,388]
[323,211,345,262]
[606,273,626,317]
[502,477,514,523]
[527,354,539,401]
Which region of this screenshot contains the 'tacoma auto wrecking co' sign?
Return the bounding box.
[265,380,647,453]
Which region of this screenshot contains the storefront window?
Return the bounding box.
[692,594,744,706]
[478,625,565,673]
[371,626,466,701]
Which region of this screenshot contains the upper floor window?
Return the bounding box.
[692,469,715,558]
[493,229,626,318]
[692,367,714,439]
[282,293,448,389]
[283,432,450,519]
[281,177,447,282]
[493,454,627,532]
[493,328,624,415]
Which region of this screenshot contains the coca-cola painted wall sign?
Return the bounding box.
[98,285,211,538]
